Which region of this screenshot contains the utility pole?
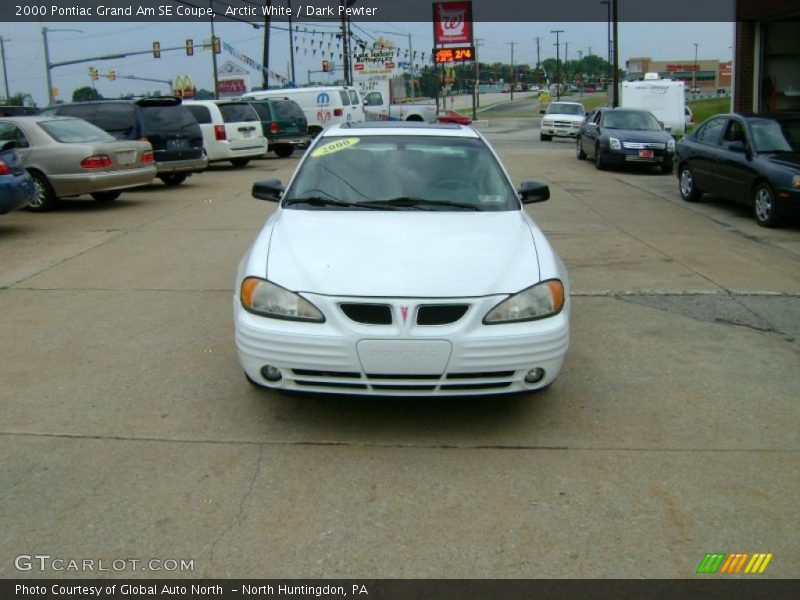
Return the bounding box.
[209,0,219,98]
[0,37,9,100]
[473,38,483,117]
[407,33,414,99]
[288,0,296,85]
[565,41,569,90]
[507,42,515,100]
[693,42,699,94]
[42,26,84,105]
[551,29,564,100]
[339,1,350,85]
[612,0,619,107]
[262,0,271,89]
[601,0,611,83]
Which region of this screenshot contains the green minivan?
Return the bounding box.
[247,98,309,158]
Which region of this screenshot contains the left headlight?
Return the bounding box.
[609,137,621,150]
[667,138,676,152]
[483,279,566,324]
[240,277,325,322]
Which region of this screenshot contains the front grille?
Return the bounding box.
[416,304,469,326]
[292,369,361,378]
[446,371,515,380]
[340,303,393,325]
[622,141,666,150]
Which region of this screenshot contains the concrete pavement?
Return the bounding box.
[0,136,798,579]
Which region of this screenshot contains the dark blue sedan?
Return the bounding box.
[0,141,35,215]
[675,113,800,227]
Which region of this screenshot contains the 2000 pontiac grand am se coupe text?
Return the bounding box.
[233,122,570,396]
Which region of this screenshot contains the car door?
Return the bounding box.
[582,109,603,157]
[715,118,758,204]
[579,110,596,154]
[685,117,726,193]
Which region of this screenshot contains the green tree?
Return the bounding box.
[194,88,215,100]
[72,87,103,102]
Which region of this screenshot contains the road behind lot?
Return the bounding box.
[0,127,798,578]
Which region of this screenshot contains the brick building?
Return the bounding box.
[626,58,730,92]
[734,0,800,113]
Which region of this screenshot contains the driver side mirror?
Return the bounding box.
[728,140,748,154]
[517,181,550,204]
[252,179,284,202]
[539,109,546,114]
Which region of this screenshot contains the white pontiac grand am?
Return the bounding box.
[234,122,570,396]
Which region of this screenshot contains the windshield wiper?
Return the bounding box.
[370,197,482,211]
[282,196,397,210]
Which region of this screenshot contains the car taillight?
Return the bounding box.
[141,150,154,164]
[138,136,149,142]
[214,125,227,141]
[0,158,9,175]
[333,108,343,117]
[269,122,279,134]
[80,155,112,169]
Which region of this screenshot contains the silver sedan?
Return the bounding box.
[0,116,157,211]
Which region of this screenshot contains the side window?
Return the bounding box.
[185,104,212,124]
[94,103,137,139]
[349,90,359,106]
[364,92,383,107]
[722,119,748,148]
[339,91,350,106]
[593,110,602,125]
[0,122,30,148]
[59,103,98,123]
[694,118,725,145]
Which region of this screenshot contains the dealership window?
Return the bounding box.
[759,22,800,112]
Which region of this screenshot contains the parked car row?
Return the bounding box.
[0,95,310,214]
[555,101,799,227]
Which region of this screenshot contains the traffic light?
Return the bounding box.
[90,67,98,81]
[185,39,193,56]
[212,36,221,54]
[322,60,329,72]
[152,41,161,59]
[108,69,116,81]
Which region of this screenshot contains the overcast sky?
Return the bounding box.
[0,21,734,105]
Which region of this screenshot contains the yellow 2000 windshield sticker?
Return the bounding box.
[310,137,360,158]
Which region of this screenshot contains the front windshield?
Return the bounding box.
[603,110,661,130]
[749,118,800,153]
[283,135,519,211]
[546,103,584,116]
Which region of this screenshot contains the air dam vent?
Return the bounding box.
[340,303,393,325]
[416,304,469,325]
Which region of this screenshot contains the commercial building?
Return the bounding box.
[734,1,800,112]
[625,57,731,92]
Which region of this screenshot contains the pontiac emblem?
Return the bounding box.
[400,306,409,323]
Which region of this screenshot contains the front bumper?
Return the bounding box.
[601,147,674,166]
[49,165,157,197]
[776,187,800,215]
[541,123,581,137]
[234,293,570,396]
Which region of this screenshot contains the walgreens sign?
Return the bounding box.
[433,2,473,46]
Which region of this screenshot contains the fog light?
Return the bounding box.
[261,365,282,382]
[524,368,545,384]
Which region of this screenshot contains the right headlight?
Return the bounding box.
[483,279,566,324]
[542,119,553,126]
[240,277,325,322]
[609,137,622,150]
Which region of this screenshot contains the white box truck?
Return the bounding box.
[357,78,437,123]
[621,75,687,134]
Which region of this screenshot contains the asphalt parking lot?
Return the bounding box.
[1,125,798,579]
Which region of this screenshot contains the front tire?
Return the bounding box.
[753,182,781,228]
[159,174,187,186]
[230,158,250,167]
[274,145,294,158]
[91,190,121,202]
[27,171,57,212]
[540,133,552,142]
[595,144,606,170]
[576,138,586,160]
[678,164,702,202]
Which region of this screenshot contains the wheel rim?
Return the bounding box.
[576,140,581,156]
[29,178,46,208]
[755,187,773,222]
[679,168,693,198]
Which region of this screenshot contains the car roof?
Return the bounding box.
[323,122,480,138]
[0,115,80,123]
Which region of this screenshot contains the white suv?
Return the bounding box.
[539,101,586,141]
[183,100,267,167]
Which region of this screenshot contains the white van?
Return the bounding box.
[241,86,364,136]
[182,100,267,166]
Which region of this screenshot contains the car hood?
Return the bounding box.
[266,209,540,297]
[602,129,671,142]
[545,114,584,122]
[764,152,800,170]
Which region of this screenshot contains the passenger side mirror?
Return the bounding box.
[664,125,672,133]
[539,109,546,114]
[517,181,550,204]
[252,179,284,202]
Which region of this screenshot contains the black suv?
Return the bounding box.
[40,98,207,185]
[246,98,309,158]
